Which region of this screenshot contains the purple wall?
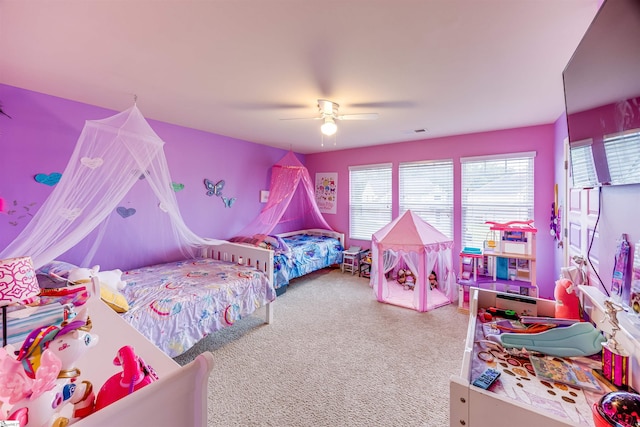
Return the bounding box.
[305,126,558,298]
[0,84,292,270]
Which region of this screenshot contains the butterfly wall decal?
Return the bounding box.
[204,178,225,197]
[222,197,236,208]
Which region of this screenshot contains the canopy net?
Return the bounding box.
[0,105,222,269]
[233,151,333,243]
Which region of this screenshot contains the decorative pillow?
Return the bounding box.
[100,286,129,313]
[36,260,78,288]
[263,235,291,254]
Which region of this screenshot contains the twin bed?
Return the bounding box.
[87,229,344,358]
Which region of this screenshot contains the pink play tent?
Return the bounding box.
[370,210,456,312]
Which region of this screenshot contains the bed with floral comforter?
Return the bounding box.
[120,257,275,357]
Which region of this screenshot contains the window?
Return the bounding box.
[399,159,453,238]
[461,152,535,248]
[604,129,640,185]
[349,164,392,240]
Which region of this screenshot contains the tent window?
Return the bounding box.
[399,159,453,238]
[461,152,535,248]
[349,163,392,240]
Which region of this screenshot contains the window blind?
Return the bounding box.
[604,129,640,185]
[569,140,598,188]
[399,159,453,238]
[349,164,392,240]
[461,152,535,248]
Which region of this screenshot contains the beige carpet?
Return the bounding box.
[174,268,470,427]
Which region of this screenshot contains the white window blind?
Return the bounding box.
[461,152,535,248]
[349,164,392,240]
[604,129,640,185]
[569,140,598,188]
[399,159,453,238]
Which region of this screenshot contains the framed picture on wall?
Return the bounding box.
[315,172,337,214]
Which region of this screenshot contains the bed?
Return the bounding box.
[270,229,345,294]
[36,241,275,359]
[116,241,276,358]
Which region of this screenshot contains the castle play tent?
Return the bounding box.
[370,210,456,312]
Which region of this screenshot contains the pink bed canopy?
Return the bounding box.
[234,151,333,240]
[371,210,456,312]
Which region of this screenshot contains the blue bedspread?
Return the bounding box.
[120,258,275,357]
[274,234,343,289]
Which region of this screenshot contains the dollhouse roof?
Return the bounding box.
[372,210,452,252]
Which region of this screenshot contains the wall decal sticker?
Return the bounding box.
[116,206,136,218]
[172,182,185,192]
[59,207,82,220]
[204,178,224,197]
[34,172,62,186]
[80,157,103,169]
[222,196,236,208]
[3,200,37,226]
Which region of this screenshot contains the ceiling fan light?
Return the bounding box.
[321,118,337,136]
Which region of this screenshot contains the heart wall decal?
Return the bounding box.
[34,172,62,186]
[80,157,104,169]
[116,206,136,218]
[59,207,82,220]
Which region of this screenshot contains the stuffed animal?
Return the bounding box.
[67,265,126,292]
[6,307,98,427]
[68,266,129,313]
[554,277,581,320]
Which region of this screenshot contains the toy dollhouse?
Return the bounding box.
[458,220,538,311]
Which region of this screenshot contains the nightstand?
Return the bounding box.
[342,246,361,274]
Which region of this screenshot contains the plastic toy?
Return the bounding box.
[554,277,581,320]
[498,321,606,357]
[5,307,98,426]
[94,345,158,411]
[67,266,126,291]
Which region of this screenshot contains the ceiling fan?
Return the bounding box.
[281,99,378,136]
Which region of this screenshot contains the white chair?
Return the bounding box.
[342,246,361,274]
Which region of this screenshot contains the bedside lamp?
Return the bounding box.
[0,256,40,347]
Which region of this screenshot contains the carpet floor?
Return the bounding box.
[174,267,469,427]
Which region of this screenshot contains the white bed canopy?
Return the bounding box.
[0,105,222,269]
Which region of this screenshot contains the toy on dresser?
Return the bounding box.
[94,345,158,411]
[1,307,98,427]
[554,277,581,320]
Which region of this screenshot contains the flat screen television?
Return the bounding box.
[563,0,640,188]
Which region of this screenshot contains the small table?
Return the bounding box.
[359,251,372,278]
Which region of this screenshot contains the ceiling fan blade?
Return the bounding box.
[337,113,379,121]
[348,101,416,109]
[279,116,322,121]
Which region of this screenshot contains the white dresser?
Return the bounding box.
[449,286,640,427]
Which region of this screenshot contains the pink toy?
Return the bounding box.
[555,278,582,320]
[94,345,158,411]
[5,307,98,427]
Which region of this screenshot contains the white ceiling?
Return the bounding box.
[0,0,599,154]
